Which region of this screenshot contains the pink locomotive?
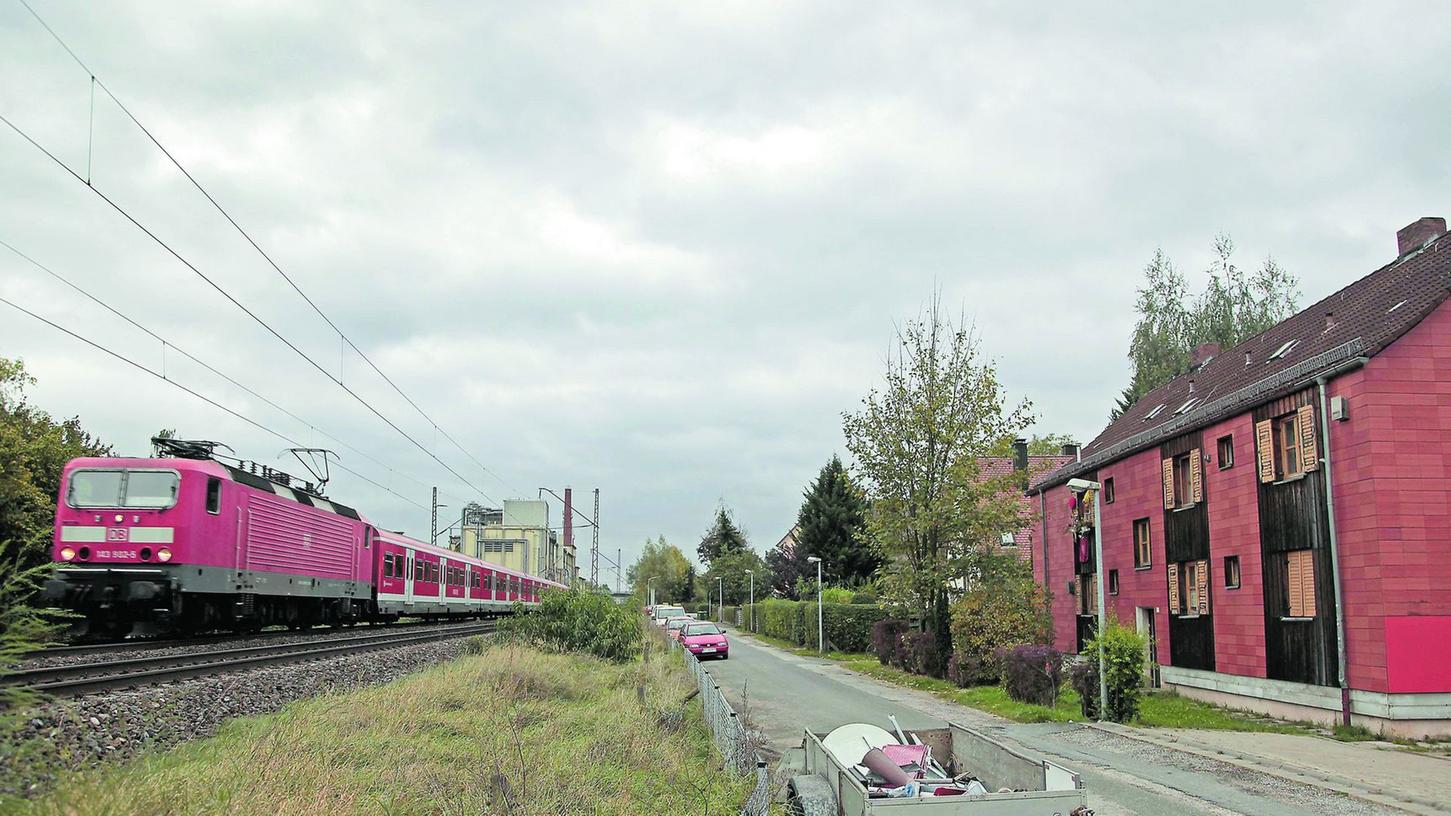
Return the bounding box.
[43,439,561,638]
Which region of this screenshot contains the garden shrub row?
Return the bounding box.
[743,599,885,653]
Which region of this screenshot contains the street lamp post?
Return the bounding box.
[1069,477,1108,721]
[715,576,724,623]
[745,569,755,632]
[647,576,657,609]
[806,556,823,654]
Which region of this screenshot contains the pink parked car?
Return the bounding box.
[679,621,729,660]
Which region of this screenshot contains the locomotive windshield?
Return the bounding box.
[68,469,179,509]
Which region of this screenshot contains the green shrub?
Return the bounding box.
[499,588,641,661]
[1078,623,1147,722]
[820,587,855,605]
[751,599,884,652]
[948,579,1052,685]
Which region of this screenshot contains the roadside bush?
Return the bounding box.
[849,587,878,604]
[1069,660,1099,719]
[947,653,991,688]
[901,630,946,679]
[871,619,909,666]
[820,587,855,605]
[499,588,641,662]
[997,644,1064,707]
[948,578,1052,685]
[1078,623,1148,722]
[816,603,887,653]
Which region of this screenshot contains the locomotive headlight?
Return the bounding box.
[60,546,76,561]
[114,514,124,523]
[157,547,173,562]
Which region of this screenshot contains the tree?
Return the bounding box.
[697,505,747,565]
[681,564,697,602]
[795,455,877,586]
[703,547,768,606]
[1113,237,1300,419]
[625,536,692,603]
[842,295,1034,655]
[1,356,112,572]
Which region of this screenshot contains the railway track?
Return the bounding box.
[4,621,496,698]
[30,618,476,661]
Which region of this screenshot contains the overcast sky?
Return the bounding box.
[2,2,1447,584]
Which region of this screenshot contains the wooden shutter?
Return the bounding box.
[1190,448,1204,504]
[1255,419,1276,483]
[1287,550,1317,617]
[1196,560,1210,615]
[1162,458,1175,509]
[1167,563,1181,614]
[1298,404,1319,472]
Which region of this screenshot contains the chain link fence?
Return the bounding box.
[665,631,771,815]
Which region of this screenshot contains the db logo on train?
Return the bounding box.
[107,528,130,542]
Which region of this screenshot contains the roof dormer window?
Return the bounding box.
[1268,339,1299,361]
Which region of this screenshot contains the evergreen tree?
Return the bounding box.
[794,455,876,586]
[697,506,747,565]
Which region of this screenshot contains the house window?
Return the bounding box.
[1172,454,1194,507]
[1000,532,1016,547]
[1217,435,1234,470]
[1274,412,1303,480]
[1133,519,1151,569]
[1108,569,1120,595]
[1103,478,1115,504]
[1284,550,1317,618]
[1167,560,1210,616]
[1077,575,1098,615]
[1224,556,1240,589]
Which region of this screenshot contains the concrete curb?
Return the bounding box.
[1086,722,1448,815]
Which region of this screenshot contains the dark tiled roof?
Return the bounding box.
[979,454,1077,480]
[1034,230,1451,491]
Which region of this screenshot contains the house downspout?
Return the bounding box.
[1317,373,1352,726]
[1040,489,1049,600]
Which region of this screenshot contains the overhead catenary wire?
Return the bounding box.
[0,110,526,522]
[0,236,468,508]
[0,292,429,513]
[16,0,521,500]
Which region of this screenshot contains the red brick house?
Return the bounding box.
[985,441,1078,565]
[1031,217,1451,737]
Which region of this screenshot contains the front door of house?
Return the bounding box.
[1137,607,1161,688]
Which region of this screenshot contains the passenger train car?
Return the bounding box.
[43,446,561,637]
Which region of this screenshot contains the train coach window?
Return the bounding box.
[206,478,221,514]
[414,560,423,581]
[382,553,392,577]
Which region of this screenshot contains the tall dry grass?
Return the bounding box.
[18,642,751,815]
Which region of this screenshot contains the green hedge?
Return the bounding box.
[744,600,885,653]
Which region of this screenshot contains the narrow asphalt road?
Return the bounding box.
[708,631,1407,816]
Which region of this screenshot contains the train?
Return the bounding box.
[41,439,564,638]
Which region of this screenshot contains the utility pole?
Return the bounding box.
[616,547,622,592]
[430,487,438,546]
[591,488,600,588]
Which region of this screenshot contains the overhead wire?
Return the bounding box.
[0,292,429,512]
[17,0,522,500]
[0,236,468,508]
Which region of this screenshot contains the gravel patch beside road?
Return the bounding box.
[2,638,470,800]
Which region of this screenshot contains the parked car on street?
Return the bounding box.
[679,621,729,659]
[652,604,685,625]
[665,616,694,640]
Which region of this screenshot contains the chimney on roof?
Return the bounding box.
[1012,438,1029,473]
[1188,379,1196,395]
[1192,342,1220,368]
[1397,217,1447,256]
[1060,442,1081,460]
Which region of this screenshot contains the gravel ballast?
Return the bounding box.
[2,637,472,800]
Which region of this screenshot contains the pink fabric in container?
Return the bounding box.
[881,744,928,767]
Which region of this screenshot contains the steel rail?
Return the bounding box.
[30,619,478,661]
[5,622,496,697]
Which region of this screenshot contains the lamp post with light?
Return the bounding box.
[1068,477,1108,719]
[806,556,823,654]
[646,575,657,609]
[715,576,724,623]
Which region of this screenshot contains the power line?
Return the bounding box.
[17,0,521,500]
[0,235,469,508]
[0,292,429,512]
[0,109,517,518]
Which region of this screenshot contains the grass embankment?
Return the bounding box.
[731,627,1306,734]
[13,641,751,816]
